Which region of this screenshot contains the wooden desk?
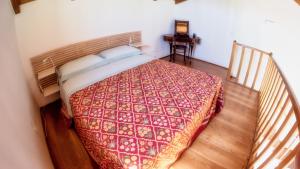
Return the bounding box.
[163,34,201,60]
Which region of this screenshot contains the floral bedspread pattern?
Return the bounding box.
[70,60,224,169]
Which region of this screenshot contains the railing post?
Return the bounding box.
[296,138,300,169]
[227,40,237,80]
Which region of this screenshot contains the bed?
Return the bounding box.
[57,44,224,169]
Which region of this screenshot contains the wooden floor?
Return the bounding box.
[42,55,258,169]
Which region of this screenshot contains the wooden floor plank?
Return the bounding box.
[192,139,244,169]
[171,149,227,169]
[42,55,257,169]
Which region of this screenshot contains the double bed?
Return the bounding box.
[31,32,223,169]
[58,47,223,169]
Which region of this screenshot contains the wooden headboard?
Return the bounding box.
[31,31,141,91]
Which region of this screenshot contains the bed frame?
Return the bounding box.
[31,31,142,92]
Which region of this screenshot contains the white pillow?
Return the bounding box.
[58,55,108,83]
[98,45,142,62]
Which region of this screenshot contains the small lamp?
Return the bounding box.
[42,56,55,68]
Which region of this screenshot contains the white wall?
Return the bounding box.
[174,0,236,67]
[15,0,175,106]
[232,0,300,103]
[0,0,53,168]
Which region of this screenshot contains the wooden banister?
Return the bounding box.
[227,41,300,169]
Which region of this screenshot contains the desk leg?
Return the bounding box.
[169,42,173,62]
[190,44,194,64]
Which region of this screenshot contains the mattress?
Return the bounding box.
[69,59,224,169]
[60,54,154,118]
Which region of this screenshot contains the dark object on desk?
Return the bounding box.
[163,34,201,63]
[175,20,189,35]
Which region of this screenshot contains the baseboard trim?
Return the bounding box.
[160,55,228,70]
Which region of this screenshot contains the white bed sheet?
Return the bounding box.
[60,54,155,118]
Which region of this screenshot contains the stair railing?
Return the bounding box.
[227,41,300,169]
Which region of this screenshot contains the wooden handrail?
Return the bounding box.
[227,41,300,169]
[271,58,300,126]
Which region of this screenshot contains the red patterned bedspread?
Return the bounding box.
[70,60,224,169]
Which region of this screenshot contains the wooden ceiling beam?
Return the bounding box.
[11,0,20,14]
[175,0,187,4]
[10,0,34,14]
